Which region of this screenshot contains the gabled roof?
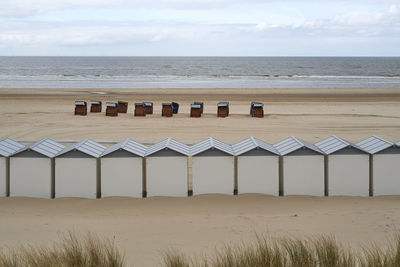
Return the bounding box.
[190,137,234,156]
[232,137,278,156]
[102,139,147,157]
[273,136,322,156]
[145,138,189,156]
[0,138,25,157]
[56,139,106,158]
[14,138,65,158]
[314,136,364,155]
[355,136,394,154]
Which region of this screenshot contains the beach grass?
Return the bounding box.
[163,234,400,267]
[0,232,125,267]
[0,232,399,266]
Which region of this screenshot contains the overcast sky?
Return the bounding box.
[1,0,399,56]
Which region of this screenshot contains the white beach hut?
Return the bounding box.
[0,138,25,197]
[10,138,65,198]
[233,137,280,195]
[145,138,189,197]
[101,139,147,198]
[274,137,324,196]
[314,136,369,196]
[55,139,106,198]
[356,136,399,196]
[191,138,235,195]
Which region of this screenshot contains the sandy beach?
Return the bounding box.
[0,195,400,266]
[1,87,400,266]
[0,87,400,143]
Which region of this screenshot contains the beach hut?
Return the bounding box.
[101,139,147,198]
[145,138,189,197]
[191,138,235,195]
[172,102,179,114]
[55,139,106,198]
[190,104,202,117]
[118,101,128,113]
[0,138,25,197]
[356,136,400,196]
[250,102,264,118]
[10,139,65,198]
[314,136,369,196]
[194,102,204,114]
[106,102,118,117]
[74,101,87,116]
[233,137,279,195]
[162,103,173,117]
[144,102,153,114]
[90,101,102,113]
[274,137,324,196]
[134,103,146,116]
[217,102,229,117]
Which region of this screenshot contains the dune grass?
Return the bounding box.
[0,232,125,267]
[163,234,400,267]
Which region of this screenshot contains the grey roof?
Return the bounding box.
[314,136,365,155]
[75,101,86,105]
[14,138,65,158]
[144,102,153,106]
[91,101,101,104]
[0,138,25,157]
[232,137,278,156]
[191,104,201,108]
[190,137,234,156]
[102,139,147,157]
[355,136,394,154]
[56,139,106,158]
[106,102,117,107]
[118,100,128,104]
[253,103,263,107]
[218,102,229,107]
[273,136,322,156]
[145,138,190,156]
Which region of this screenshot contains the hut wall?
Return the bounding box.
[162,106,173,117]
[190,108,201,117]
[106,107,118,117]
[145,105,153,114]
[252,107,264,118]
[146,156,187,197]
[75,106,86,115]
[0,157,5,197]
[118,103,128,113]
[90,104,101,113]
[101,157,142,198]
[373,154,400,196]
[55,158,97,198]
[217,107,229,117]
[328,154,369,196]
[10,158,51,198]
[192,156,234,195]
[135,106,146,116]
[237,156,279,195]
[283,155,324,196]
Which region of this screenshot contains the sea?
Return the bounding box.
[0,56,400,89]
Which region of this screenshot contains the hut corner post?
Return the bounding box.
[51,158,55,199]
[279,156,284,196]
[233,156,238,195]
[96,158,101,199]
[6,157,10,197]
[187,157,193,197]
[369,154,373,197]
[324,155,329,197]
[142,158,147,198]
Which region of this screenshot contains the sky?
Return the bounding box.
[0,0,399,56]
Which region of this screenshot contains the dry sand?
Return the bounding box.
[0,195,400,266]
[1,87,400,266]
[0,87,400,143]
